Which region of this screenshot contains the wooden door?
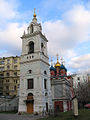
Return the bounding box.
[27,103,33,113]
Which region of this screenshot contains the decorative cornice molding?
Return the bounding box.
[20,58,50,66]
[21,31,48,42]
[21,52,49,59]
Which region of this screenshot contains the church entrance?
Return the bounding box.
[27,102,33,113]
[26,93,34,113]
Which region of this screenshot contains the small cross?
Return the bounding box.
[61,58,65,65]
[56,54,59,61]
[34,8,36,13]
[60,58,63,64]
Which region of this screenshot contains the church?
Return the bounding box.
[50,57,74,112]
[18,10,73,114]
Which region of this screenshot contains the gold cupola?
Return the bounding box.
[32,8,37,23]
[55,54,61,68]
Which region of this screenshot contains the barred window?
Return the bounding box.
[27,79,33,89]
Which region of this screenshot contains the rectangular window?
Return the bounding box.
[0,67,4,71]
[0,73,4,76]
[16,80,17,83]
[0,61,4,64]
[27,79,33,89]
[6,93,9,96]
[18,84,20,88]
[14,72,17,76]
[14,59,17,63]
[44,79,47,89]
[7,59,10,64]
[6,73,9,77]
[7,65,10,69]
[6,86,9,90]
[14,86,16,90]
[14,65,17,70]
[6,80,9,82]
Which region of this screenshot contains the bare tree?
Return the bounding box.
[74,81,90,107]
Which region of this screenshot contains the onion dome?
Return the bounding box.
[55,54,61,68]
[60,64,65,69]
[55,61,61,68]
[65,68,67,72]
[60,64,67,72]
[50,65,56,71]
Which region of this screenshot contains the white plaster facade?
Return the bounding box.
[72,74,88,88]
[51,77,72,112]
[18,13,52,114]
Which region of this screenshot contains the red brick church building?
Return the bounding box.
[50,56,74,112]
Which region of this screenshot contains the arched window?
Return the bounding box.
[30,24,33,33]
[28,41,34,54]
[28,93,33,96]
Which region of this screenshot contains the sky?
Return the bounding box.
[0,0,90,74]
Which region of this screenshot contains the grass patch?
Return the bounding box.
[38,109,90,120]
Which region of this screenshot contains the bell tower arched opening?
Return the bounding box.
[28,41,34,54]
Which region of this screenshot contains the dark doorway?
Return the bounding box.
[46,102,48,112]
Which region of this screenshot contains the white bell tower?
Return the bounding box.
[18,9,52,114]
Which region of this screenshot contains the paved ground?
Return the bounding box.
[0,114,42,120]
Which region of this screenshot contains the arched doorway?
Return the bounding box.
[26,93,34,113]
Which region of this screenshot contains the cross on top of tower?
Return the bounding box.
[33,8,36,18]
[34,8,36,12]
[56,53,59,61]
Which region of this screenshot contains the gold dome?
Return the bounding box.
[55,54,61,68]
[55,61,61,67]
[33,13,36,17]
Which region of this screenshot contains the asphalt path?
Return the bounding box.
[0,114,42,120]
